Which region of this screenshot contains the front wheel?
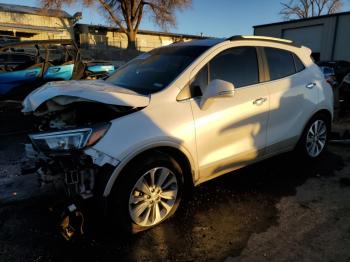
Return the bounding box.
[297,114,330,159]
[109,152,184,233]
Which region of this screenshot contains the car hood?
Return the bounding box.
[22,80,150,113]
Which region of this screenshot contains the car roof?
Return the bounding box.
[172,35,302,49]
[171,38,224,47]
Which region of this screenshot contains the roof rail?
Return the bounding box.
[227,35,301,48]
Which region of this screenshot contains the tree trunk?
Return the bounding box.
[127,31,137,50]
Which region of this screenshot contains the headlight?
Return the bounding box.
[30,123,110,152]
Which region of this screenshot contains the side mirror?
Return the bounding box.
[200,79,235,109]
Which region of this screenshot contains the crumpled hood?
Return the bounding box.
[22,80,150,112]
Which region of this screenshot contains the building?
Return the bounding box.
[75,24,203,52]
[0,3,74,42]
[254,12,350,62]
[0,3,203,53]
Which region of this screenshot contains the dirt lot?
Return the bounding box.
[0,118,350,261]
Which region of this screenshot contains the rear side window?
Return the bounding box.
[265,47,296,80]
[293,54,305,72]
[209,47,259,88]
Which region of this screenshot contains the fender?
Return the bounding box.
[102,140,198,197]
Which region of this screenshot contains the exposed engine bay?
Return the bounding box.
[32,99,139,131]
[25,98,140,198]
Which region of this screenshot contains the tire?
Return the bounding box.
[108,151,184,234]
[296,113,330,160]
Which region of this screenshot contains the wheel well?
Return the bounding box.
[294,109,333,151]
[155,147,195,189]
[302,109,332,135]
[313,109,332,127]
[115,146,195,191]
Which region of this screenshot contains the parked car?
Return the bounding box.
[0,39,117,100]
[339,72,350,111]
[23,36,333,235]
[318,66,340,109]
[317,60,350,83]
[319,66,337,86]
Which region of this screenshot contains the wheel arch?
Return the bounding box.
[298,108,333,145]
[103,143,196,197]
[310,109,332,127]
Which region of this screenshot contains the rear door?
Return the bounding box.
[262,47,317,154]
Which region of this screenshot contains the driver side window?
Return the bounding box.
[190,46,259,97]
[210,46,259,88]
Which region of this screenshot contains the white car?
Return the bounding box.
[23,36,333,233]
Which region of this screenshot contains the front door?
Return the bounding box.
[190,46,270,181]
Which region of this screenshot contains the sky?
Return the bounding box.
[1,0,350,37]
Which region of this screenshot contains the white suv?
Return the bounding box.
[24,36,333,233]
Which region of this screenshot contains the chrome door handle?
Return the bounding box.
[253,97,267,105]
[306,82,316,89]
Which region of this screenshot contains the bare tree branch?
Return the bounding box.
[98,0,127,33]
[133,1,144,32]
[280,0,344,20]
[41,0,191,49]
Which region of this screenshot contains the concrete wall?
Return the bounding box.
[254,14,350,61]
[79,29,197,52]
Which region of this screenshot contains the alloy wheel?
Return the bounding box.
[306,119,327,157]
[128,167,178,227]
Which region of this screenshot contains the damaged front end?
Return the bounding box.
[25,121,118,240]
[28,123,113,198]
[25,99,139,200]
[22,80,149,239]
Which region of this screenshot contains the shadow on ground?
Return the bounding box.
[0,133,344,261]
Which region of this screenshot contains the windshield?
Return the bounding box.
[106,45,209,95]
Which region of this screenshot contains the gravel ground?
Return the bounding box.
[0,121,350,261]
[226,144,350,262]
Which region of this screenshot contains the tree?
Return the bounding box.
[41,0,191,49]
[280,0,344,20]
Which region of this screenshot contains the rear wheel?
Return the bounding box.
[297,114,330,159]
[109,152,184,233]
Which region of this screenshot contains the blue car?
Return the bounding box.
[0,51,44,98]
[0,39,117,100]
[44,64,75,81]
[85,63,116,78]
